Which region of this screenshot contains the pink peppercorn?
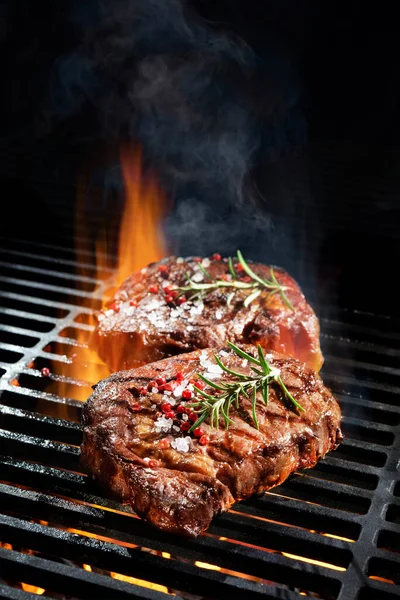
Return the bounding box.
[182,389,192,400]
[212,253,221,261]
[180,422,190,432]
[164,410,175,419]
[193,427,204,437]
[161,402,172,413]
[176,404,185,414]
[199,435,209,446]
[41,367,50,377]
[149,285,159,294]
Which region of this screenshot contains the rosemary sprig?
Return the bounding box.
[177,250,294,310]
[189,342,304,432]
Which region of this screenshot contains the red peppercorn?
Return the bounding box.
[41,367,50,377]
[193,427,204,437]
[138,387,147,395]
[165,295,174,304]
[165,410,175,419]
[163,381,176,392]
[158,438,170,449]
[241,275,251,283]
[110,302,120,312]
[180,421,191,432]
[236,263,244,272]
[212,253,222,261]
[176,404,185,414]
[161,402,172,413]
[175,371,184,382]
[148,459,158,468]
[184,406,192,414]
[131,402,141,411]
[148,380,158,390]
[193,257,202,263]
[199,435,210,446]
[149,285,159,294]
[177,296,186,305]
[169,290,178,299]
[194,380,205,390]
[129,299,138,307]
[158,265,168,272]
[221,273,229,281]
[156,377,166,386]
[188,412,198,422]
[182,389,192,400]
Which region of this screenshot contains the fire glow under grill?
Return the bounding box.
[0,230,400,599]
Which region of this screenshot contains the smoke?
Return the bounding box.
[49,0,306,259]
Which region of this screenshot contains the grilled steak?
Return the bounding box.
[94,255,323,372]
[81,345,342,537]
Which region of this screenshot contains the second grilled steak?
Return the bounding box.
[94,255,323,372]
[81,345,342,537]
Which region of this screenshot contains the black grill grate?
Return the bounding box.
[0,235,399,600]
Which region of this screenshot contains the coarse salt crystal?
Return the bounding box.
[104,309,114,318]
[151,387,158,394]
[97,313,105,322]
[219,350,229,357]
[141,267,147,274]
[187,325,194,331]
[176,257,184,263]
[202,258,211,268]
[181,413,188,421]
[170,436,191,453]
[215,309,223,320]
[154,415,173,433]
[241,359,248,367]
[191,271,204,283]
[164,391,172,397]
[172,425,180,432]
[151,404,156,409]
[269,366,281,378]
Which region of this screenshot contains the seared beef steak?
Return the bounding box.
[81,345,342,537]
[94,255,323,372]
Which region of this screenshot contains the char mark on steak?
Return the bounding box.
[94,255,323,373]
[81,345,342,537]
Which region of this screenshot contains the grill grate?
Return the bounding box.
[0,235,399,600]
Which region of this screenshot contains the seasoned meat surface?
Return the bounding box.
[81,345,342,537]
[94,256,323,372]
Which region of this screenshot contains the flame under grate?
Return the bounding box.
[0,233,400,600]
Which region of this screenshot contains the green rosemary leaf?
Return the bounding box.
[226,291,235,306]
[221,399,234,428]
[252,385,259,429]
[197,373,229,391]
[197,262,213,279]
[214,354,249,379]
[228,256,238,279]
[193,386,217,400]
[257,344,271,375]
[227,341,260,365]
[249,365,265,377]
[261,380,269,405]
[189,410,209,433]
[237,250,269,288]
[276,377,305,412]
[243,288,262,308]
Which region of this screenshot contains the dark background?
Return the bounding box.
[1,1,399,315]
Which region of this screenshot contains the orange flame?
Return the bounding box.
[51,145,168,402]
